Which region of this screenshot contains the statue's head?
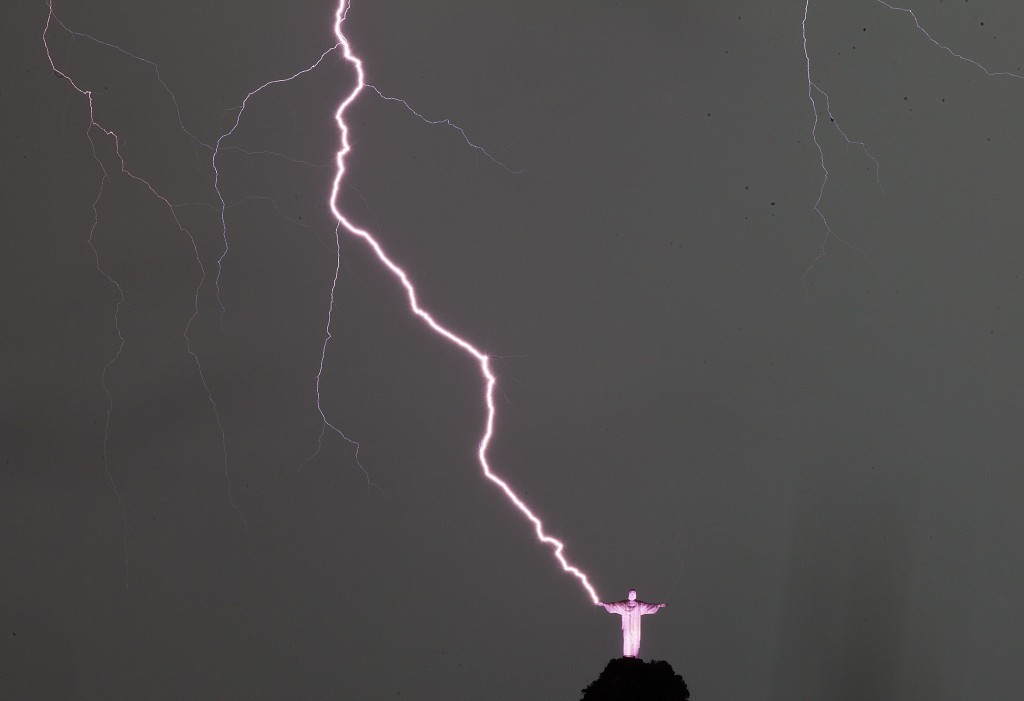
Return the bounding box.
[627,589,637,601]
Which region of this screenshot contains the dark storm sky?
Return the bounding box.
[4,1,1024,698]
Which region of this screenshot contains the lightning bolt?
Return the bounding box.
[44,0,601,604]
[328,0,600,604]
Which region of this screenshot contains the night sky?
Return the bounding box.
[4,1,1024,698]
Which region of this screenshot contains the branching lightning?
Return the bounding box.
[364,84,526,175]
[210,43,342,323]
[873,0,1024,80]
[44,0,600,604]
[801,0,1024,289]
[43,1,246,587]
[801,0,884,289]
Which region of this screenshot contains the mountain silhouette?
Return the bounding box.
[580,657,690,700]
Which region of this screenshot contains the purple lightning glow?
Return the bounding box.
[326,0,600,604]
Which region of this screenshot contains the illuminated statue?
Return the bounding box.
[596,589,667,658]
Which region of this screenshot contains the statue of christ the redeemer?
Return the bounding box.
[596,589,667,658]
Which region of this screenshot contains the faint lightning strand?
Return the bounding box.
[47,12,211,152]
[86,129,131,590]
[45,7,132,586]
[202,43,373,488]
[331,1,598,603]
[801,0,1024,292]
[43,2,246,532]
[874,0,1024,79]
[365,84,525,174]
[220,145,333,169]
[300,226,379,495]
[801,1,883,292]
[210,43,342,322]
[812,83,881,186]
[153,30,400,489]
